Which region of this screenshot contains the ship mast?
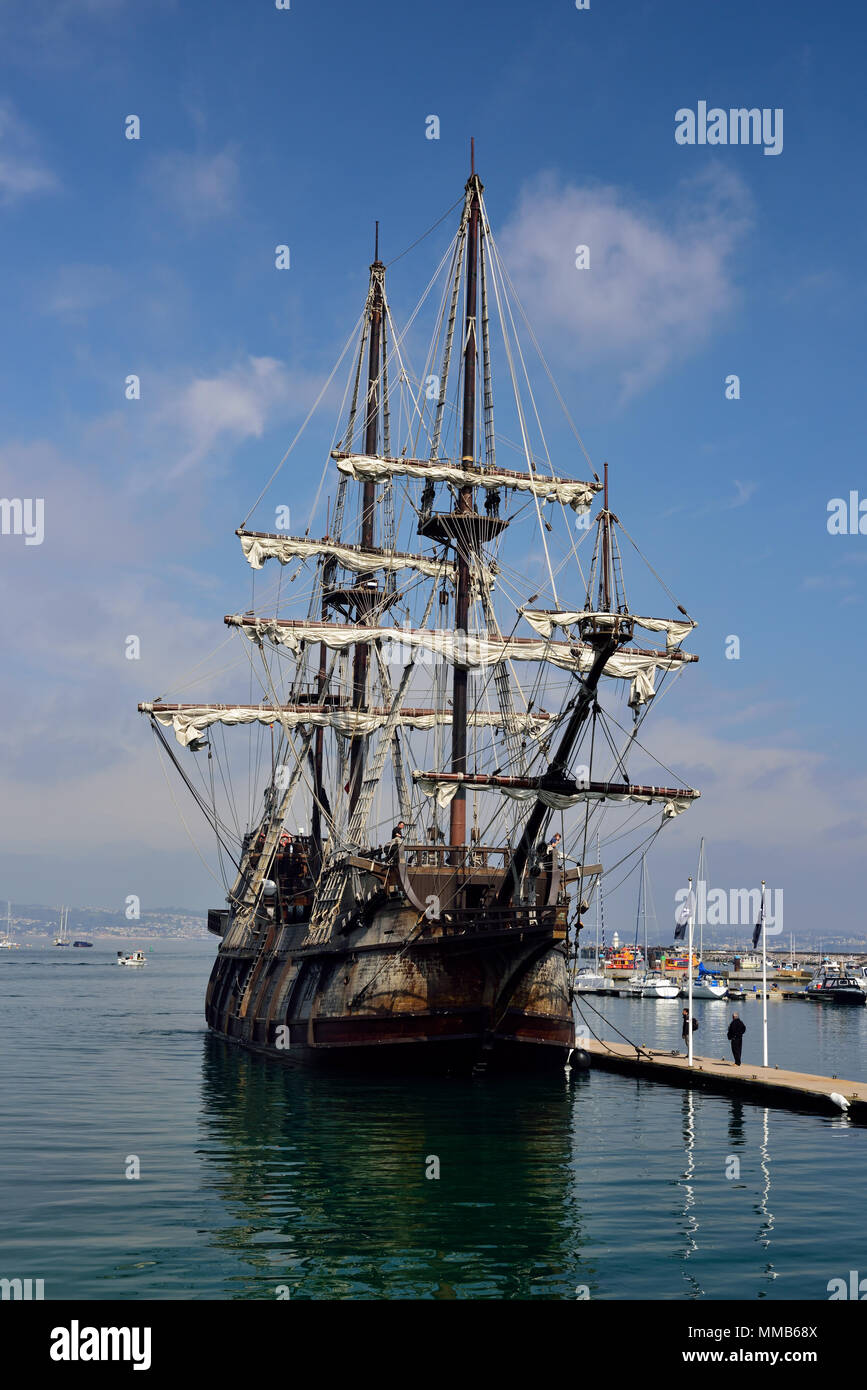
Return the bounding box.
[497,465,631,905]
[348,226,386,815]
[449,145,481,851]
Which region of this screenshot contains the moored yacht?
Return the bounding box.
[805,966,866,1005]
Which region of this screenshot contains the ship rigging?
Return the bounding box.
[139,150,700,1070]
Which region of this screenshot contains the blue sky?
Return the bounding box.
[0,0,865,940]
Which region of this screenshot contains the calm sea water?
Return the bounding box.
[1,941,866,1300]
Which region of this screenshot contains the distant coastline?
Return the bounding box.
[2,905,208,941]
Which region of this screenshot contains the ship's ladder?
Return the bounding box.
[232,922,273,1021]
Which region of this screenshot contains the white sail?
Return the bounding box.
[519,608,696,650]
[142,702,553,749]
[226,617,696,707]
[413,771,697,817]
[333,452,600,513]
[238,530,458,582]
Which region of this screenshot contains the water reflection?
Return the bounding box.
[678,1089,703,1297]
[755,1107,777,1290]
[197,1035,593,1299]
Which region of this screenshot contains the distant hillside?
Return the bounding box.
[4,904,208,939]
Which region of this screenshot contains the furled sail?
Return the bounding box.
[237,529,457,582]
[140,702,553,749]
[519,608,696,651]
[224,616,697,706]
[332,452,600,513]
[413,770,699,817]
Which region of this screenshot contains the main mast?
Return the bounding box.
[348,228,386,815]
[449,147,481,851]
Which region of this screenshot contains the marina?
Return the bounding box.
[1,940,866,1304]
[581,1040,867,1122]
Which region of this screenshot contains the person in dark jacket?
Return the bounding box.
[727,1012,746,1066]
[386,821,406,860]
[681,1007,698,1055]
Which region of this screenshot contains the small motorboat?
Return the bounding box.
[626,970,680,999]
[805,967,866,1005]
[690,967,728,1000]
[72,940,93,948]
[726,986,746,1001]
[573,968,607,992]
[117,949,146,967]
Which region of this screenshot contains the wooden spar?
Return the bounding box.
[236,529,459,573]
[496,633,619,907]
[140,702,554,723]
[349,248,384,816]
[223,616,697,666]
[413,771,699,800]
[449,163,482,852]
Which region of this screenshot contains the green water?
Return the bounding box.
[1,942,865,1299]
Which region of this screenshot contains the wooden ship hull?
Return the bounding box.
[142,152,700,1080]
[204,846,577,1072]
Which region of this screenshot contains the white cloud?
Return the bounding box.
[156,355,322,480]
[145,146,240,224]
[497,166,751,398]
[0,102,59,203]
[40,263,121,320]
[648,716,867,856]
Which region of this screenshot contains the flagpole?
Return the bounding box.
[687,875,694,1068]
[761,880,768,1067]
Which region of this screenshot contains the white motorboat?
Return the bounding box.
[574,968,607,992]
[634,971,680,999]
[690,971,728,1000]
[117,949,146,967]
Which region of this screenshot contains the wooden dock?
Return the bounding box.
[582,1039,867,1121]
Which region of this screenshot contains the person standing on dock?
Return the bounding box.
[681,1007,698,1056]
[727,1013,746,1066]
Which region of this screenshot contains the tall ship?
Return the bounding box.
[139,153,700,1071]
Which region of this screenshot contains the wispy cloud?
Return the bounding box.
[730,478,756,508]
[0,102,59,203]
[650,716,867,856]
[154,355,322,481]
[498,165,751,399]
[144,146,241,225]
[39,264,122,321]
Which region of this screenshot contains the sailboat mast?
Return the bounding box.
[449,147,481,850]
[348,231,385,815]
[642,853,648,966]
